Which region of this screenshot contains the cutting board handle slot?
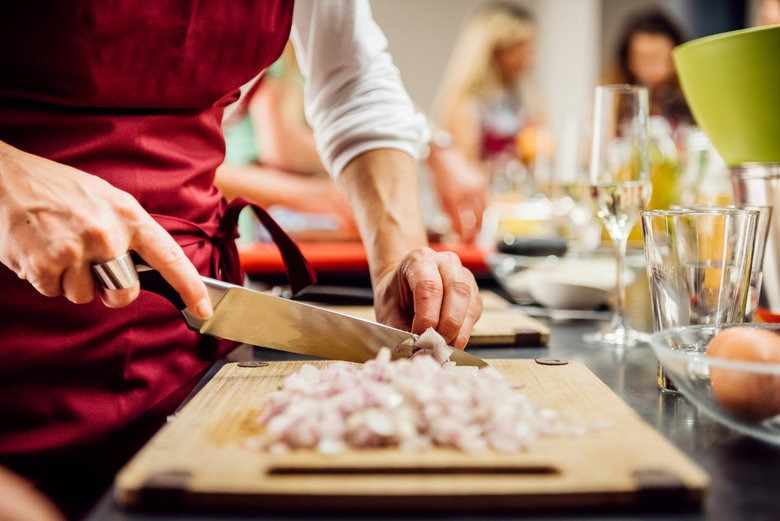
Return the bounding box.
[268,465,559,476]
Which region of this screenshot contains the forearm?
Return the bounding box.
[249,86,325,176]
[216,162,351,215]
[215,163,303,207]
[337,148,428,285]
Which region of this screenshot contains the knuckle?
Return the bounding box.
[414,277,442,297]
[158,242,185,267]
[111,191,143,218]
[407,247,435,263]
[47,239,79,266]
[82,225,114,254]
[448,279,472,298]
[27,257,60,282]
[453,333,468,351]
[32,279,61,298]
[416,310,440,326]
[438,315,463,335]
[440,250,462,264]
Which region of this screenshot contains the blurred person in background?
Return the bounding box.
[756,0,780,26]
[606,9,693,133]
[432,2,546,177]
[217,43,487,244]
[604,9,697,213]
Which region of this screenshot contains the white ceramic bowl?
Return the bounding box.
[525,278,610,310]
[491,255,634,310]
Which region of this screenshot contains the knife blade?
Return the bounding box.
[136,266,488,368]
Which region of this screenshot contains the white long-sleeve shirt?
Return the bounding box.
[290,0,430,177]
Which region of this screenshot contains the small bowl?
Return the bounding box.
[526,278,609,310]
[649,323,780,446]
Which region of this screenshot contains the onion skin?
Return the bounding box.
[707,327,780,422]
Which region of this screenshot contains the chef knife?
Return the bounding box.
[136,265,488,368]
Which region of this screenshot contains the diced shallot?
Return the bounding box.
[249,329,562,453]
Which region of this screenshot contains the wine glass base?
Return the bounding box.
[583,325,650,348]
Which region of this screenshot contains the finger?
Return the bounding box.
[0,465,66,521]
[19,262,63,298]
[98,283,141,309]
[447,205,464,240]
[406,250,444,335]
[433,252,473,345]
[471,198,485,232]
[451,273,483,351]
[455,201,482,244]
[458,213,477,243]
[132,220,212,319]
[61,262,97,304]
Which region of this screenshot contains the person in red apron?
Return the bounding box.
[0,2,482,519]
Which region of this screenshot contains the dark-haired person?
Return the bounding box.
[606,9,693,130]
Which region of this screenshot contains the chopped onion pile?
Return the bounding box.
[250,329,561,454]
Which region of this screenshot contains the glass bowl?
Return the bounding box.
[649,323,780,445]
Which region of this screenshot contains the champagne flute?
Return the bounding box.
[584,85,652,347]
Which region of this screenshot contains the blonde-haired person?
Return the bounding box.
[433,2,545,174]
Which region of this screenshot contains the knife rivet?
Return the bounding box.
[237,361,270,368]
[535,357,568,366]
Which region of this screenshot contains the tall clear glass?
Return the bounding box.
[640,208,759,392]
[584,85,652,347]
[671,204,772,322]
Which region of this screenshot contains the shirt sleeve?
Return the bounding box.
[289,0,430,177]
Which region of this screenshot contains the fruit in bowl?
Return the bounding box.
[650,323,780,445]
[706,327,780,422]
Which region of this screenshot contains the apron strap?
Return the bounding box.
[220,198,317,295]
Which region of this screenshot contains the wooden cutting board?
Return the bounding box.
[114,360,707,512]
[305,290,550,347]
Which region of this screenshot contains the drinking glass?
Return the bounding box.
[641,208,759,391]
[584,85,652,347]
[671,204,772,322]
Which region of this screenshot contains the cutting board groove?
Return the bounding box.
[114,360,707,512]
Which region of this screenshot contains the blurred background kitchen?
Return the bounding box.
[370,0,768,248]
[229,0,777,265]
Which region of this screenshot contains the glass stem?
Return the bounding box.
[612,232,629,330]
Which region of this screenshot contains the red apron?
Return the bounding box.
[0,1,295,515]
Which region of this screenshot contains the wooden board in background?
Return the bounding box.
[305,290,549,347]
[115,360,707,512]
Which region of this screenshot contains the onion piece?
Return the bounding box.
[249,331,563,454]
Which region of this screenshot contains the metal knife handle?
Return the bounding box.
[136,264,186,311]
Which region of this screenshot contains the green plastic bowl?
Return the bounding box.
[673,25,780,165]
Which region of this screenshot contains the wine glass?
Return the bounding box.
[584,85,652,347]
